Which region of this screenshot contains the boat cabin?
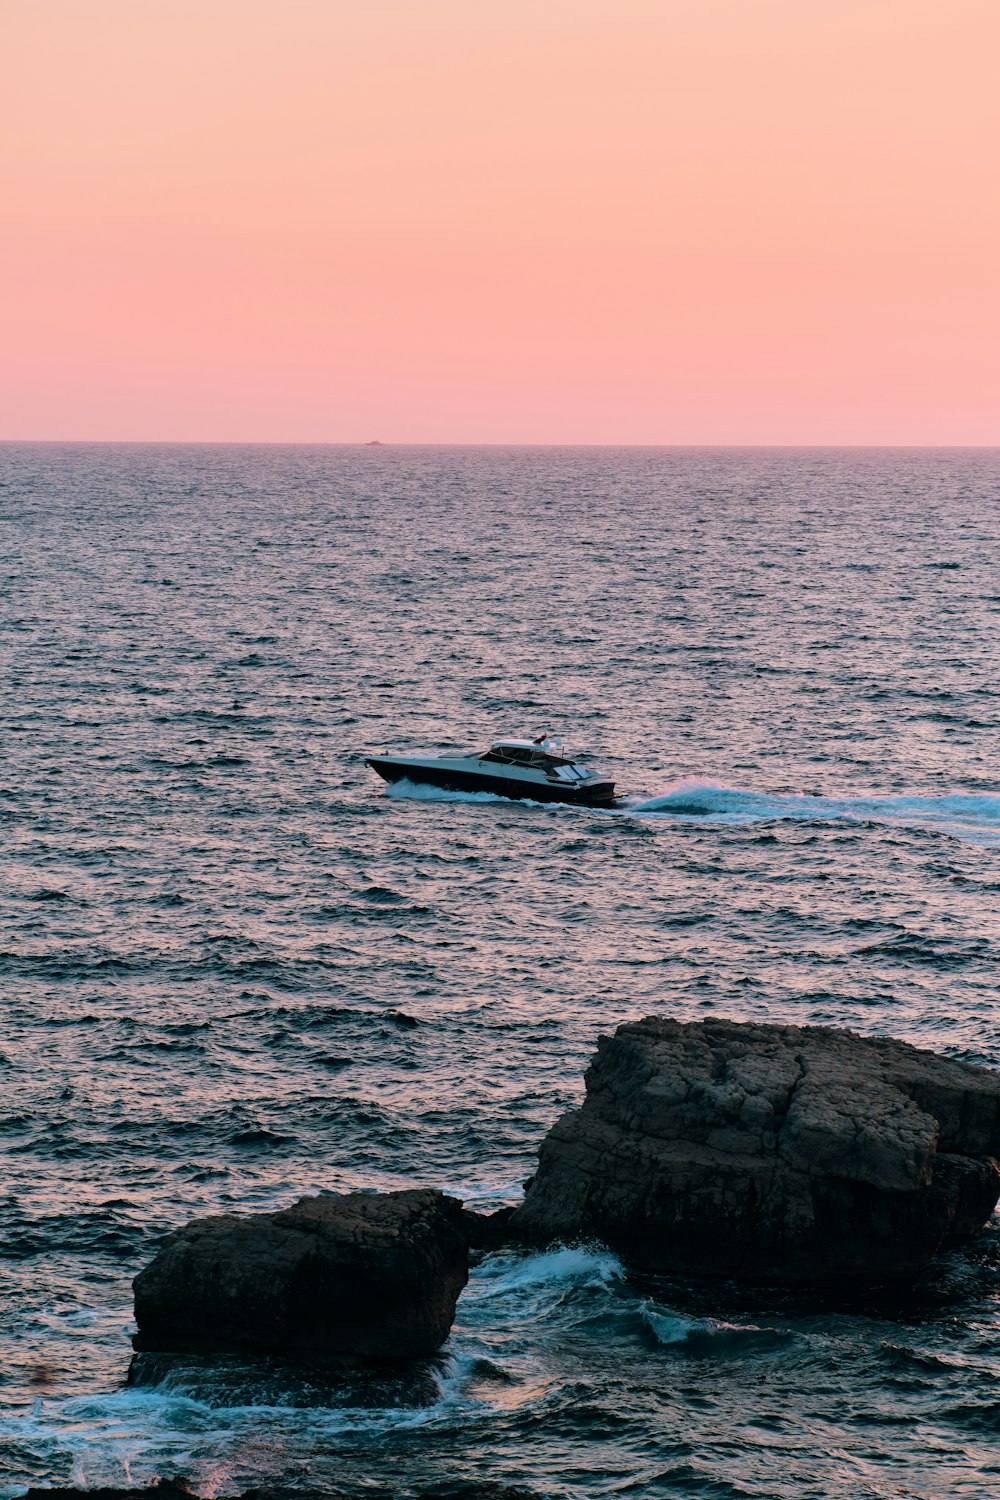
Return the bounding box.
[481,738,583,773]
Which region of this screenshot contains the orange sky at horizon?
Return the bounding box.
[2,0,998,443]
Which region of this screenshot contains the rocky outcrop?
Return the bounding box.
[133,1189,468,1358]
[507,1017,1000,1279]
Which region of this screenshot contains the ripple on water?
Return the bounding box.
[1,445,999,1498]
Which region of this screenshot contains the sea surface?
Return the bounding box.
[2,444,1000,1499]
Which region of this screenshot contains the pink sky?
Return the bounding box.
[2,0,998,443]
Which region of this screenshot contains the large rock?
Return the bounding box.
[133,1189,468,1358]
[507,1017,1000,1279]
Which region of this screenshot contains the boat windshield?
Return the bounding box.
[481,743,577,771]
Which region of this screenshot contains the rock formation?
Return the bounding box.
[507,1017,1000,1279]
[133,1189,468,1358]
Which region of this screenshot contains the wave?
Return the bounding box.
[642,1304,794,1357]
[623,779,1000,846]
[0,1381,465,1499]
[459,1244,623,1322]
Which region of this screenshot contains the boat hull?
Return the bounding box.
[366,756,616,808]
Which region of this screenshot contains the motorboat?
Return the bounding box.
[366,735,616,807]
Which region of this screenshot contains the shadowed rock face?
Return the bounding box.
[507,1018,1000,1279]
[132,1189,468,1358]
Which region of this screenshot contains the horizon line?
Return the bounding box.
[2,439,999,451]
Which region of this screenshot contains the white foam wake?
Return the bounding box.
[385,778,516,805]
[622,779,1000,847]
[381,772,1000,846]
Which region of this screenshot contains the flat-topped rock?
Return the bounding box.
[507,1017,1000,1279]
[133,1189,468,1358]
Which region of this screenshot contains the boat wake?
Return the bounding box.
[382,774,1000,847]
[384,778,515,805]
[623,779,1000,846]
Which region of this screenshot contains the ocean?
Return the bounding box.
[2,443,999,1498]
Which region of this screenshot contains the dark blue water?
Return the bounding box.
[2,444,999,1498]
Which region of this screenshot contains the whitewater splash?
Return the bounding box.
[622,779,1000,847]
[462,1244,625,1310]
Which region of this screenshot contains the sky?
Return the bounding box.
[2,0,998,443]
